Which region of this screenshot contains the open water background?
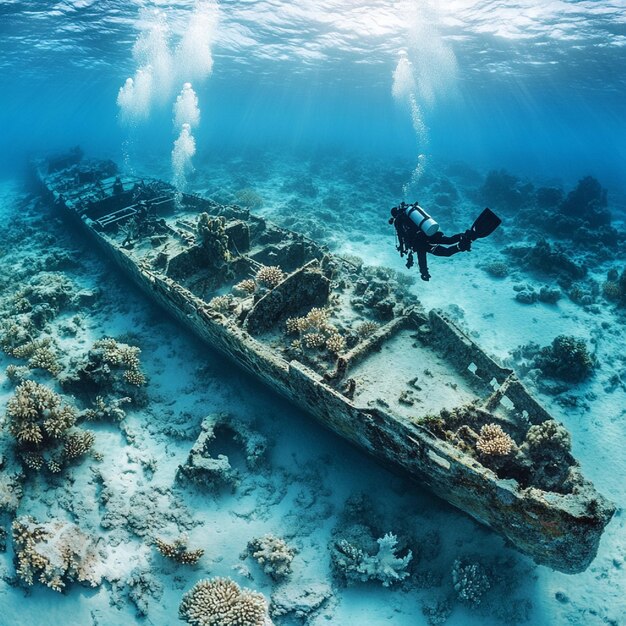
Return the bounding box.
[0,0,625,194]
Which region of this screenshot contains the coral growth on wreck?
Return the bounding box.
[476,423,514,457]
[286,307,346,356]
[179,577,270,626]
[255,265,285,289]
[197,213,229,266]
[12,516,102,592]
[247,534,296,581]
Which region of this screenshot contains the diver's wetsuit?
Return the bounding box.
[415,231,466,280]
[393,209,469,280]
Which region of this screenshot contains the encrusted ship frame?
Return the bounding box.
[33,150,615,574]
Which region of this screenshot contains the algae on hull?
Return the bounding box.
[33,152,615,573]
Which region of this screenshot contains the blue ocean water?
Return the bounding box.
[0,2,625,626]
[1,1,625,191]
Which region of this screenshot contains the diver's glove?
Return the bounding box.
[420,271,431,282]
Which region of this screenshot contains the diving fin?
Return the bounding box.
[470,208,501,240]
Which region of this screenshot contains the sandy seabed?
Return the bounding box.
[0,150,624,626]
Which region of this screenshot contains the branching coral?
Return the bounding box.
[247,534,296,581]
[62,337,147,405]
[12,516,102,592]
[476,423,514,457]
[285,307,345,357]
[524,420,571,459]
[179,577,270,626]
[154,534,204,565]
[233,279,256,296]
[333,533,412,587]
[356,321,379,338]
[7,380,76,446]
[5,380,94,472]
[208,295,232,313]
[255,265,285,289]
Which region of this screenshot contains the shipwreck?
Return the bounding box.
[33,150,614,574]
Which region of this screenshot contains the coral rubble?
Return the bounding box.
[12,516,102,591]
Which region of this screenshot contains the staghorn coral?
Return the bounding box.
[285,307,345,358]
[452,559,491,607]
[303,332,326,349]
[247,534,296,581]
[154,534,204,565]
[179,577,270,626]
[27,341,62,375]
[476,423,514,456]
[12,516,102,592]
[63,431,96,461]
[7,380,75,445]
[255,265,285,289]
[5,364,30,384]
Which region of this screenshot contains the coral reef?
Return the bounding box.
[451,559,491,607]
[505,239,586,281]
[479,169,534,212]
[12,516,102,591]
[332,532,412,587]
[61,337,147,405]
[534,335,596,383]
[154,534,204,564]
[482,260,509,278]
[208,294,233,313]
[246,534,296,581]
[5,380,95,472]
[179,577,271,626]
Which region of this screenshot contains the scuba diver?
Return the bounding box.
[389,202,501,281]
